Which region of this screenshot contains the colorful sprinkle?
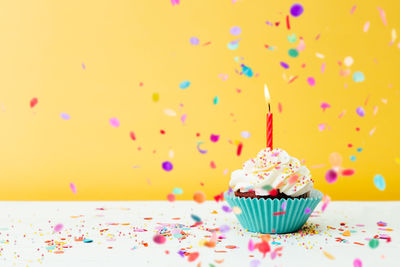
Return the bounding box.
[179,81,191,89]
[373,174,385,190]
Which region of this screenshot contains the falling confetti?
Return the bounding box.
[280,62,289,69]
[304,207,311,214]
[162,161,173,172]
[30,98,38,108]
[190,37,199,45]
[60,113,70,120]
[363,21,370,32]
[353,258,362,267]
[152,93,159,102]
[353,71,365,82]
[153,234,166,244]
[53,224,64,233]
[193,191,206,203]
[377,7,387,26]
[170,0,180,6]
[344,56,354,67]
[290,3,304,17]
[356,107,365,117]
[325,169,338,183]
[179,81,191,89]
[213,96,219,105]
[369,238,379,248]
[130,131,136,141]
[321,102,330,111]
[241,64,253,77]
[373,174,385,191]
[196,142,208,154]
[210,134,220,143]
[288,48,299,57]
[210,161,216,168]
[241,131,251,139]
[172,188,183,195]
[230,26,241,35]
[329,152,343,167]
[109,118,120,128]
[167,193,175,202]
[323,251,335,260]
[69,183,77,194]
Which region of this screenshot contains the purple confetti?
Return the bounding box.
[60,113,70,120]
[109,117,120,128]
[162,161,173,172]
[305,207,311,214]
[181,114,187,124]
[69,183,77,194]
[178,250,185,257]
[81,63,86,70]
[280,62,289,69]
[210,134,220,143]
[230,26,241,36]
[219,224,230,233]
[307,77,316,86]
[222,205,232,212]
[190,37,199,45]
[290,3,304,17]
[250,259,261,267]
[281,201,287,210]
[356,107,365,117]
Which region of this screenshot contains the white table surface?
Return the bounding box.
[0,201,399,267]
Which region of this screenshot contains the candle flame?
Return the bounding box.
[264,84,271,103]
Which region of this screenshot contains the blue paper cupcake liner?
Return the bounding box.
[224,189,323,234]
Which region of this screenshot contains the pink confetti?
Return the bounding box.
[69,183,77,194]
[30,98,38,108]
[109,117,120,128]
[369,127,376,136]
[210,134,220,143]
[54,223,64,232]
[321,62,326,73]
[353,258,362,267]
[377,7,387,26]
[181,114,187,124]
[170,0,180,6]
[130,131,136,141]
[321,102,331,111]
[248,239,255,251]
[318,123,326,131]
[153,234,166,244]
[325,169,338,183]
[167,193,175,202]
[350,5,357,14]
[210,161,216,169]
[278,102,282,113]
[81,63,86,70]
[341,169,355,176]
[373,106,378,116]
[307,77,315,86]
[338,110,346,118]
[363,21,370,32]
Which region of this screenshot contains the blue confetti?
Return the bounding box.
[60,113,70,120]
[357,148,363,152]
[172,188,183,195]
[179,81,191,89]
[353,71,365,82]
[213,96,219,105]
[374,174,386,191]
[241,64,253,77]
[191,214,202,222]
[83,239,93,243]
[350,155,356,161]
[241,131,251,138]
[227,41,239,50]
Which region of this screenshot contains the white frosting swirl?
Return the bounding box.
[229,148,314,197]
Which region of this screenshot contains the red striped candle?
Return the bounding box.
[265,84,273,150]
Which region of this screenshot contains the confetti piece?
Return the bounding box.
[241,64,253,77]
[325,169,338,183]
[248,239,255,251]
[369,238,379,248]
[171,0,180,6]
[373,174,385,191]
[60,113,70,120]
[210,161,216,168]
[304,207,311,214]
[316,53,325,59]
[172,188,183,195]
[353,71,365,82]
[81,62,86,70]
[69,182,77,194]
[286,15,290,30]
[196,142,208,154]
[167,193,175,202]
[344,56,354,67]
[188,252,199,262]
[250,259,261,267]
[350,5,357,14]
[278,102,282,113]
[377,221,387,226]
[377,7,387,26]
[219,224,230,233]
[179,81,191,89]
[83,239,93,243]
[130,131,136,141]
[227,40,239,50]
[162,161,173,172]
[164,108,177,116]
[353,258,362,267]
[241,131,251,138]
[281,201,287,210]
[230,26,241,36]
[210,134,219,143]
[343,230,351,236]
[363,21,370,32]
[369,127,376,136]
[152,93,159,102]
[193,191,206,203]
[237,143,243,156]
[350,155,356,161]
[153,234,166,244]
[341,169,355,176]
[190,37,199,45]
[323,251,335,260]
[356,107,365,117]
[273,211,286,216]
[54,223,63,232]
[329,152,343,167]
[297,38,305,51]
[30,98,38,108]
[287,33,297,43]
[109,118,120,128]
[321,62,326,73]
[318,123,326,131]
[191,214,202,222]
[232,206,242,214]
[290,3,304,17]
[222,205,232,212]
[321,102,330,111]
[288,48,298,57]
[280,62,289,69]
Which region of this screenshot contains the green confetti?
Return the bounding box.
[287,33,297,43]
[369,238,379,249]
[288,48,299,57]
[213,96,219,105]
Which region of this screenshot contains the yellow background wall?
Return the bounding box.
[0,0,399,200]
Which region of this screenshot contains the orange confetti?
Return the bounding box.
[343,230,351,236]
[323,251,335,260]
[193,191,206,203]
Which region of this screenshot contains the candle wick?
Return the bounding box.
[268,103,271,112]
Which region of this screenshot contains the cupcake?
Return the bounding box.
[224,147,323,234]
